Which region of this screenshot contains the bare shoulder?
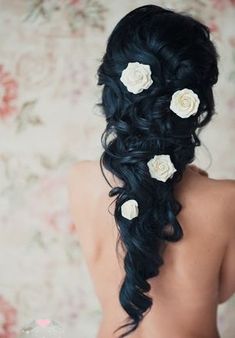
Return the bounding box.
[67,160,90,203]
[66,159,103,211]
[211,177,235,239]
[67,159,102,191]
[66,160,112,258]
[66,160,98,246]
[67,159,108,183]
[67,159,121,194]
[176,166,235,228]
[200,174,235,249]
[201,175,235,233]
[172,167,235,269]
[67,159,95,177]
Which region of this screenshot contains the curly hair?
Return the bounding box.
[96,4,219,338]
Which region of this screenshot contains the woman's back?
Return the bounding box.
[67,160,235,338]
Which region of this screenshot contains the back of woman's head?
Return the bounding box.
[96,4,219,338]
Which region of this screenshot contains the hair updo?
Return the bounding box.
[96,4,219,338]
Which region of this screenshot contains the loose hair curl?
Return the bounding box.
[96,4,219,337]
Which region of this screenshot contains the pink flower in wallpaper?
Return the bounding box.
[208,20,219,33]
[0,65,18,119]
[68,0,80,5]
[211,0,235,11]
[229,36,235,47]
[68,222,77,235]
[0,296,17,338]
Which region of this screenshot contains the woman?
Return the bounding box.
[67,5,235,338]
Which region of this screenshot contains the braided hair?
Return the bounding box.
[96,5,219,337]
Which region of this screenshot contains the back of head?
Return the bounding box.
[97,4,219,338]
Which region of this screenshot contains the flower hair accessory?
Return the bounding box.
[147,154,176,182]
[121,199,139,220]
[170,88,200,118]
[120,62,153,94]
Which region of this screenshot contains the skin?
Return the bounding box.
[67,161,235,338]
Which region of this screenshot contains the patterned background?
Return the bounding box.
[0,1,234,337]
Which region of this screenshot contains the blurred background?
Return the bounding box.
[0,0,234,337]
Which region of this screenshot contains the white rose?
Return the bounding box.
[120,62,153,94]
[147,154,177,182]
[121,199,139,220]
[170,88,200,118]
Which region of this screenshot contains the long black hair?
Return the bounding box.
[96,4,219,337]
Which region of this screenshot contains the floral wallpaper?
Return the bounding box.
[0,0,234,337]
